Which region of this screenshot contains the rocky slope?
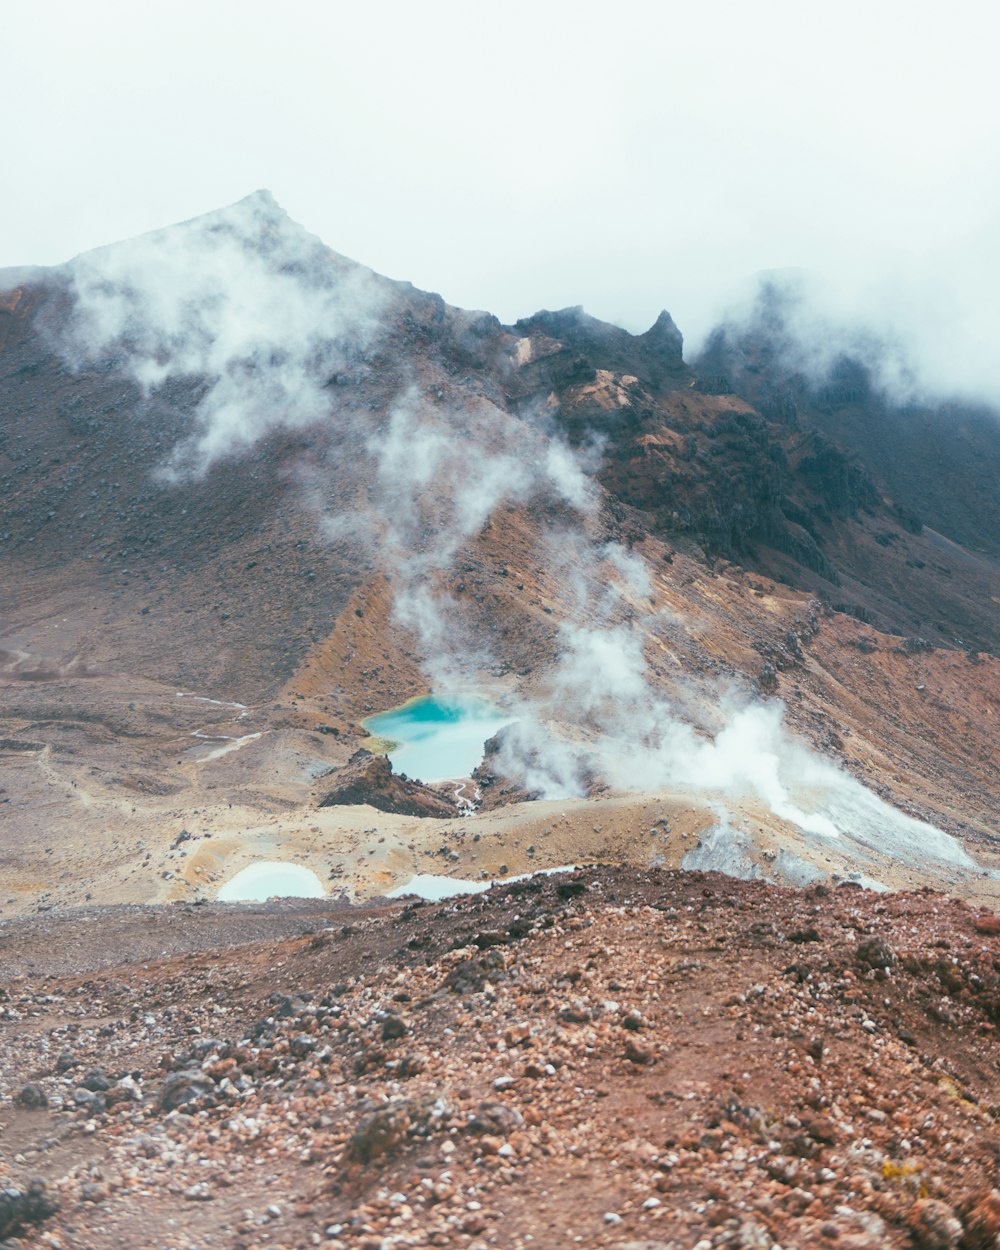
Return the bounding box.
[2,868,1000,1248]
[318,751,456,819]
[0,194,998,898]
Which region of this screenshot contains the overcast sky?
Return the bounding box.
[3,0,999,388]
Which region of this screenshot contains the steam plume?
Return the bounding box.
[57,195,983,881]
[62,190,386,478]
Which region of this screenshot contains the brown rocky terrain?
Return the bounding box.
[318,751,456,820]
[2,868,1000,1248]
[1,195,999,1246]
[1,197,997,917]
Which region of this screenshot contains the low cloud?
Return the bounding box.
[61,190,386,479]
[696,262,1000,411]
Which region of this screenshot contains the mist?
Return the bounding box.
[62,191,386,480]
[57,194,981,881]
[355,388,599,692]
[693,259,1000,409]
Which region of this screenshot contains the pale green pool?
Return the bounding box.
[217,861,325,902]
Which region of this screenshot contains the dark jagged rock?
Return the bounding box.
[793,431,880,517]
[14,1082,48,1109]
[472,729,542,811]
[512,305,688,398]
[636,308,685,373]
[318,749,455,818]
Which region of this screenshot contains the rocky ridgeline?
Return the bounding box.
[1,868,999,1248]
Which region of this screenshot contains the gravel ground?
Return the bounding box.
[1,867,1000,1248]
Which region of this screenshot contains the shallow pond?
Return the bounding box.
[217,861,325,902]
[363,694,513,783]
[386,873,491,901]
[387,865,580,901]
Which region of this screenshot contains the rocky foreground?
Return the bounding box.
[2,868,1000,1249]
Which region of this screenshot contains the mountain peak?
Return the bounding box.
[240,187,280,208]
[638,308,684,364]
[182,188,309,247]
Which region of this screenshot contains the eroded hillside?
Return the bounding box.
[0,193,998,919]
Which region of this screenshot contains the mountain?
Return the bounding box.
[0,193,998,922]
[2,193,1000,1250]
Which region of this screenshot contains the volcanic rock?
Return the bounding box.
[909,1198,964,1250]
[13,1082,47,1109]
[1,868,1000,1247]
[0,1181,58,1241]
[855,936,897,970]
[158,1069,215,1111]
[318,749,455,818]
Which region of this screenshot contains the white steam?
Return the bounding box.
[360,388,597,689]
[57,195,980,878]
[62,190,386,478]
[368,393,594,554]
[485,543,975,871]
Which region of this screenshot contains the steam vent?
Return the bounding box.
[1,193,998,1248]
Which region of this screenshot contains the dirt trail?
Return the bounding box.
[35,744,96,808]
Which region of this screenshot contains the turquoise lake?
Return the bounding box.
[363,695,513,783]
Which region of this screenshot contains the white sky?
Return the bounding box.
[3,0,1000,378]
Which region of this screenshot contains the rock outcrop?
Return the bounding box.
[318,748,455,818]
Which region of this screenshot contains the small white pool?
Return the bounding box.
[386,873,491,901]
[217,861,326,902]
[387,865,580,901]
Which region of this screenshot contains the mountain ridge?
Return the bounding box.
[0,194,997,924]
[1,194,999,1250]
